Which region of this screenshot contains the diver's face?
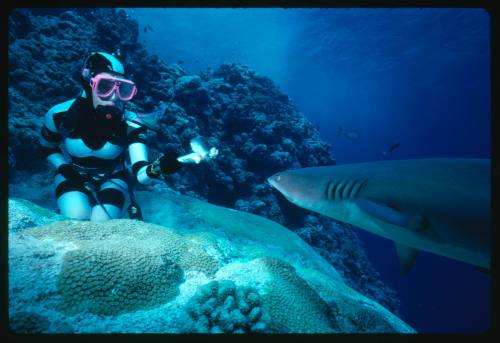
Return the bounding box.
[91,73,125,111]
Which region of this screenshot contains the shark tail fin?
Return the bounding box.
[394,242,419,274]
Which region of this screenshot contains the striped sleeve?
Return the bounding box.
[126,121,154,184]
[39,105,67,170]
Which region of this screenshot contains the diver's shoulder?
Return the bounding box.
[47,98,78,115]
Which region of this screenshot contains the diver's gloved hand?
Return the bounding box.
[146,154,183,177]
[57,164,87,185]
[177,136,219,164]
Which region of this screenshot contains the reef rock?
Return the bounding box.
[8,196,415,334]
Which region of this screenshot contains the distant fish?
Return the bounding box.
[315,122,320,132]
[382,142,400,156]
[337,126,360,141]
[177,60,184,64]
[143,24,154,33]
[268,158,491,273]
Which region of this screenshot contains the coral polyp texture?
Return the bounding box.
[258,257,339,333]
[8,197,415,333]
[57,242,184,316]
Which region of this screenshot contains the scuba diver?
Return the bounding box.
[39,51,217,221]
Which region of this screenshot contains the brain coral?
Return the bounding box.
[25,219,222,316]
[186,279,271,333]
[258,257,340,333]
[57,241,184,316]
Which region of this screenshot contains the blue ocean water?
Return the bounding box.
[124,8,491,333]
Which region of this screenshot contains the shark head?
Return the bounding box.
[268,166,367,223]
[268,170,323,208]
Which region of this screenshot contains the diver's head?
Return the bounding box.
[80,52,137,125]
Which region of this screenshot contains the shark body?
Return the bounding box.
[268,158,490,271]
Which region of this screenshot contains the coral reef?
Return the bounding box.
[259,257,339,333]
[9,311,50,333]
[58,242,184,316]
[185,280,271,333]
[8,197,64,231]
[28,220,221,280]
[8,198,416,333]
[8,8,399,315]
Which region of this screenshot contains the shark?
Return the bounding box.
[268,158,491,273]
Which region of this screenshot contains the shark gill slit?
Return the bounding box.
[325,179,337,200]
[342,179,356,199]
[350,179,367,199]
[324,180,332,199]
[331,180,340,200]
[326,179,366,200]
[335,180,346,200]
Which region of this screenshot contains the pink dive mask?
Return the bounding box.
[90,74,138,101]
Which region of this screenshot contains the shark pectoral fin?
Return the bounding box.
[394,242,419,274]
[354,199,410,228]
[354,199,429,232]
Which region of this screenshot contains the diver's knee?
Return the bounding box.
[57,191,91,220]
[90,204,123,221]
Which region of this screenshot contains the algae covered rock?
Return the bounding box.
[8,197,64,232]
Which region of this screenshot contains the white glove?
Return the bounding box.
[177,147,219,164]
[177,140,219,164]
[177,152,203,164]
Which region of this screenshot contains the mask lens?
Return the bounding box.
[96,78,116,96]
[118,82,136,100]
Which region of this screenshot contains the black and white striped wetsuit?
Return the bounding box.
[39,95,173,220]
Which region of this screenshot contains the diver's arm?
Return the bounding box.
[39,106,68,171]
[127,126,151,184]
[127,126,183,184]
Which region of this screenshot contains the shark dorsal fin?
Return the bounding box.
[394,242,419,274]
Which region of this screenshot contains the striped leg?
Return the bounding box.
[55,173,92,220]
[90,177,129,221]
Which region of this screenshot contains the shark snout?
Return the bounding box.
[267,173,283,191]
